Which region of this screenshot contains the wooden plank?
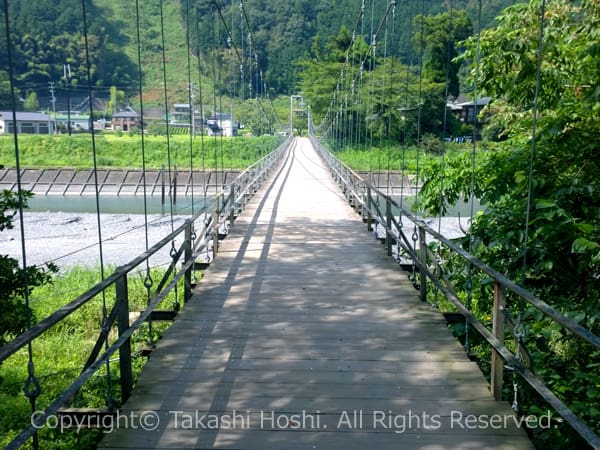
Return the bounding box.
[100,427,532,450]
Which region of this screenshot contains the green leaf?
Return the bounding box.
[571,237,600,254]
[576,222,594,234]
[536,199,556,209]
[514,170,527,185]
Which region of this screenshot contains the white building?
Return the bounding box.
[206,112,237,137]
[170,103,204,134]
[54,113,91,132]
[0,111,53,134]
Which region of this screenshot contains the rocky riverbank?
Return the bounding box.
[0,211,189,270]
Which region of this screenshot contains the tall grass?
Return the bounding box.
[0,265,186,449]
[0,134,283,170]
[330,142,470,174]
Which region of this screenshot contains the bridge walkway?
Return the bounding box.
[98,137,533,449]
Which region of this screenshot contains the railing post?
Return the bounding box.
[367,186,373,231]
[491,280,506,401]
[115,274,133,403]
[184,220,192,303]
[385,198,392,256]
[229,182,237,224]
[212,194,220,256]
[418,225,427,302]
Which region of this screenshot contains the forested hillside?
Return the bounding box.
[191,0,518,94]
[0,0,517,112]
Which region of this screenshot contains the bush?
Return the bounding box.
[0,189,57,345]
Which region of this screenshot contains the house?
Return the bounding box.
[0,111,53,134]
[206,112,237,137]
[54,113,92,132]
[170,103,203,133]
[171,103,192,123]
[447,95,491,126]
[112,107,141,132]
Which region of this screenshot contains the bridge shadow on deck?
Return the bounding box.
[99,139,532,449]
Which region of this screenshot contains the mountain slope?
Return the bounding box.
[0,0,519,110]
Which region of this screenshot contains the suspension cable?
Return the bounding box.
[522,0,546,287]
[134,0,155,342]
[385,1,396,196]
[378,15,387,190]
[185,0,196,219]
[431,0,455,310]
[134,0,150,263]
[438,0,454,235]
[465,0,483,356]
[408,0,426,292]
[81,0,115,408]
[512,0,547,383]
[159,0,175,231]
[158,0,179,312]
[212,4,219,195]
[194,6,212,266]
[413,0,425,216]
[366,0,376,176]
[399,0,415,212]
[195,8,208,203]
[228,0,236,170]
[3,1,41,446]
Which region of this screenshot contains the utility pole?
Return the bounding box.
[63,64,72,136]
[189,82,196,135]
[290,94,303,136]
[48,82,57,134]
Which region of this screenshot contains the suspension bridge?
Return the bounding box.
[91,137,533,449]
[2,0,600,449]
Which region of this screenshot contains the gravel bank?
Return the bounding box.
[1,211,190,270]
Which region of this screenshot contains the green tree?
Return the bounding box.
[410,9,472,138]
[414,9,473,98]
[0,189,57,346]
[107,85,126,115]
[420,1,600,446]
[0,71,15,110]
[23,92,39,112]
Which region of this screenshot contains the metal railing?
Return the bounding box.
[0,136,291,450]
[310,134,600,449]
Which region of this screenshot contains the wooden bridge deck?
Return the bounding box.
[98,138,533,449]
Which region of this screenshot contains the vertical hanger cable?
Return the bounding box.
[3,1,41,446]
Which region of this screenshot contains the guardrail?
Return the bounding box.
[0,136,291,450]
[310,134,600,449]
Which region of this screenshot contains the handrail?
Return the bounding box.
[310,134,600,449]
[1,135,291,450]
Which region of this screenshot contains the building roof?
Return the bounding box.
[54,113,90,121]
[0,111,51,121]
[208,113,232,120]
[454,97,491,107]
[112,111,140,119]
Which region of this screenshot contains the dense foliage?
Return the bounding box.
[0,0,517,111]
[299,9,474,143]
[420,1,600,447]
[191,0,516,95]
[0,0,138,106]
